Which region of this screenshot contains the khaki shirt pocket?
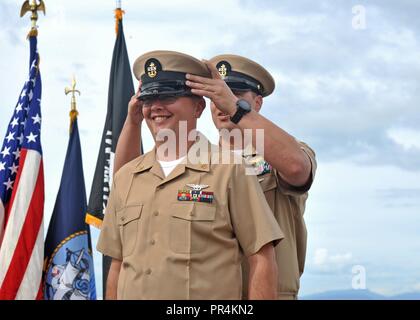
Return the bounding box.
[170,202,216,254]
[258,172,278,211]
[117,204,143,257]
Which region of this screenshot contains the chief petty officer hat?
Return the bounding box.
[209,54,275,97]
[133,50,211,100]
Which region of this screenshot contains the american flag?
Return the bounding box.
[0,36,44,300]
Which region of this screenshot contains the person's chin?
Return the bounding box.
[217,119,235,131]
[155,125,172,134]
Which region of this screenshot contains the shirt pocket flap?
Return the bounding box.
[259,172,278,192]
[171,203,216,221]
[117,204,143,226]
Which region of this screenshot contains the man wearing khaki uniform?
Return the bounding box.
[97,51,283,300]
[186,55,317,299]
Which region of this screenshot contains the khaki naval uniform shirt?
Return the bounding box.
[242,141,317,300]
[97,137,284,300]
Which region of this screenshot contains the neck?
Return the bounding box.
[155,135,196,161]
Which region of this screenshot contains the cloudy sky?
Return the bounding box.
[1,0,419,298]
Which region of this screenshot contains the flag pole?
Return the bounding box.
[65,76,81,132]
[115,0,124,35]
[20,0,46,38]
[0,0,46,300]
[86,0,135,298]
[102,0,125,299]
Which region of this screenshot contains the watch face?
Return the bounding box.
[237,99,252,112]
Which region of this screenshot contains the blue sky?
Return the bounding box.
[1,0,419,298]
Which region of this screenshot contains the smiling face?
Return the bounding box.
[143,95,205,140]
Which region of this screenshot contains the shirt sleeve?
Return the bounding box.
[277,141,317,196]
[96,179,123,260]
[228,163,284,257]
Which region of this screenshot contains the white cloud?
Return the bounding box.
[387,128,420,151]
[313,248,328,266]
[313,248,353,272]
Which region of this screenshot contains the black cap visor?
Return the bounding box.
[224,75,263,96]
[138,80,193,101]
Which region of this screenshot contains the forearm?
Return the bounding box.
[185,65,311,186]
[238,110,311,186]
[247,244,278,300]
[106,259,122,300]
[113,118,142,174]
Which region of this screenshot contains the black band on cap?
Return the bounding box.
[139,70,194,100]
[224,72,263,95]
[139,80,193,100]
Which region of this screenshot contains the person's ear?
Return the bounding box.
[254,95,263,113]
[194,97,206,118]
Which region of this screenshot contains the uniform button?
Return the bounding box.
[150,239,156,245]
[190,212,195,216]
[153,211,159,216]
[145,268,152,275]
[157,185,165,190]
[123,262,129,269]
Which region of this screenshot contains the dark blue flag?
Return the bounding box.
[85,11,138,296]
[43,112,96,300]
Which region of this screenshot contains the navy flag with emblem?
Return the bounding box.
[43,111,96,300]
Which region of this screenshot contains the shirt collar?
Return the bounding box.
[132,132,212,174]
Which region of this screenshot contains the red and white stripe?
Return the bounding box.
[0,148,44,300]
[0,200,5,246]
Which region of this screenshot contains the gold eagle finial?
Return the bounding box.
[20,0,46,37]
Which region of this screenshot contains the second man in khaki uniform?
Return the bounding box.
[186,54,317,299]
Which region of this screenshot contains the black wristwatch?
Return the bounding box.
[230,99,252,124]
